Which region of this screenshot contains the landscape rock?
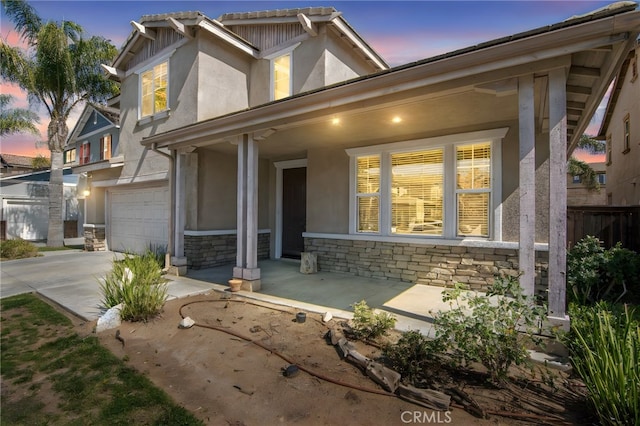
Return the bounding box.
[179,316,196,328]
[96,303,122,333]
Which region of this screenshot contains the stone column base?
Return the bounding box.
[241,279,261,292]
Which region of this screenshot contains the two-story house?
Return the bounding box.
[89,8,386,254]
[598,38,640,205]
[64,102,120,249]
[90,4,639,324]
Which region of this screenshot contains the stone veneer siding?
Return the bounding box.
[185,232,270,269]
[84,225,106,251]
[305,237,549,300]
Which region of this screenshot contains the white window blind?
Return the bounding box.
[356,155,380,232]
[456,143,491,236]
[273,54,291,100]
[141,62,168,117]
[391,149,444,235]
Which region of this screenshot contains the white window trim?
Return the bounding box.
[136,53,173,121]
[346,128,507,240]
[266,43,299,101]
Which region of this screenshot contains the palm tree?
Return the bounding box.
[0,0,118,246]
[0,93,39,136]
[569,134,606,191]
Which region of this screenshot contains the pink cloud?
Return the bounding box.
[573,150,605,163]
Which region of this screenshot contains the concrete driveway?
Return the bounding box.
[1,250,221,321]
[1,250,117,320]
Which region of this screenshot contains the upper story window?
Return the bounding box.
[597,173,606,185]
[79,141,90,165]
[100,134,112,160]
[272,53,291,101]
[348,129,506,240]
[623,113,631,153]
[140,61,168,118]
[64,148,76,164]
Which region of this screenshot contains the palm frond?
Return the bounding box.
[0,94,40,137]
[1,0,42,45]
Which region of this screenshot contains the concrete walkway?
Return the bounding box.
[1,250,446,336]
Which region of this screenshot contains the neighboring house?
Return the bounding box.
[567,162,607,206]
[0,153,36,177]
[91,3,640,323]
[64,103,121,249]
[598,38,640,205]
[0,169,79,240]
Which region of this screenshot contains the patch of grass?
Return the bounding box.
[0,294,204,425]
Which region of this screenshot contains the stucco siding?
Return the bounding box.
[195,150,270,230]
[196,37,251,120]
[606,47,640,205]
[306,146,350,233]
[197,150,237,229]
[118,41,198,180]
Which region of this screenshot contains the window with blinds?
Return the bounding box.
[141,61,168,118]
[456,143,491,236]
[273,54,291,100]
[349,130,501,240]
[356,155,380,232]
[391,149,443,235]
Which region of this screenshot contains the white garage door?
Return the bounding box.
[109,186,169,254]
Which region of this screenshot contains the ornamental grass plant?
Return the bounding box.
[564,302,639,426]
[99,250,168,322]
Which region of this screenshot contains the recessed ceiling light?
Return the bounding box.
[391,116,402,124]
[331,117,341,125]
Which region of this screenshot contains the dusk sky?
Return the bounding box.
[1,0,622,159]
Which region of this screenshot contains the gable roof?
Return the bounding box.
[108,6,387,76]
[143,1,640,155]
[65,103,120,148]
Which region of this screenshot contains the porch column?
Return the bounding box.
[548,68,569,324]
[518,74,536,296]
[174,153,186,259]
[233,134,261,290]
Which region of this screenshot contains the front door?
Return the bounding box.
[281,167,306,259]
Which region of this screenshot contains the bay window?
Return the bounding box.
[348,129,506,240]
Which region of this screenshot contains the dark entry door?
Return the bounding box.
[282,167,306,259]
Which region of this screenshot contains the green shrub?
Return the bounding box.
[99,251,167,322]
[567,236,640,305]
[430,276,546,384]
[563,302,639,425]
[350,300,397,341]
[0,239,39,260]
[383,330,444,384]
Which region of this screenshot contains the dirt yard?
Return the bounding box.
[95,291,591,426]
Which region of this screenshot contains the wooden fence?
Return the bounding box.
[567,206,640,251]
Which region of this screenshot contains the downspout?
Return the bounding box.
[151,143,175,269]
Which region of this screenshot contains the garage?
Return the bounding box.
[108,185,169,254]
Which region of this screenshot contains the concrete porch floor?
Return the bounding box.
[183,259,454,337]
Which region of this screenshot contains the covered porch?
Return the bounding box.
[185,258,451,334]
